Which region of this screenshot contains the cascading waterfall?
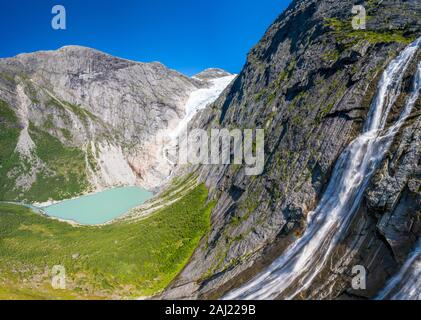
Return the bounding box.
[376,239,421,300]
[374,62,421,301]
[224,37,421,300]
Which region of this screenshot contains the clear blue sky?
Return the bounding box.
[0,0,291,76]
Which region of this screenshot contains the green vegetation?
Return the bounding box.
[201,188,264,282]
[86,142,100,173]
[254,59,296,105]
[0,183,214,299]
[64,101,98,128]
[0,72,16,84]
[23,124,89,202]
[156,173,197,201]
[59,128,73,141]
[287,91,308,112]
[315,74,347,123]
[45,99,72,127]
[254,88,268,102]
[43,114,55,130]
[322,49,341,62]
[45,98,99,129]
[316,102,335,121]
[0,100,21,200]
[0,97,91,202]
[0,119,90,202]
[324,18,415,46]
[23,80,40,104]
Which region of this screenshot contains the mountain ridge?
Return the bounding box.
[162,0,421,299]
[0,45,234,201]
[0,0,420,300]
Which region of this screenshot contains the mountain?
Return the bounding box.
[1,0,420,301]
[0,46,233,202]
[0,47,235,299]
[193,68,233,81]
[162,0,421,299]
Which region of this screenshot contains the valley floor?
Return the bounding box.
[0,179,214,299]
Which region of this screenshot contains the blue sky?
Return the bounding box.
[0,0,291,76]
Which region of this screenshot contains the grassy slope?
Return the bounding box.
[0,100,21,199]
[24,123,89,201]
[0,183,214,299]
[324,18,415,45]
[0,99,89,202]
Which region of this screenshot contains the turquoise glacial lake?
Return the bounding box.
[41,186,153,225]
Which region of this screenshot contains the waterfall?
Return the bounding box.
[375,63,421,301]
[376,239,421,300]
[224,38,421,300]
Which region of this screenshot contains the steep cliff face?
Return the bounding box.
[0,46,233,202]
[163,0,421,299]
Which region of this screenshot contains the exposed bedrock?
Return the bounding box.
[162,0,421,299]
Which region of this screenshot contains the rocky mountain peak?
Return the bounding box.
[192,68,233,81]
[0,44,234,199]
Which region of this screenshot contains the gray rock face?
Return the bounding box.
[193,68,233,81]
[0,45,230,199]
[162,0,421,299]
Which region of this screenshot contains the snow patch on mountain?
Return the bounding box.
[170,74,236,140]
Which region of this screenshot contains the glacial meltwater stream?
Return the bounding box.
[40,186,153,225]
[225,38,421,300]
[376,239,421,300]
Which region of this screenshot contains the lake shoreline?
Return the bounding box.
[37,186,153,225]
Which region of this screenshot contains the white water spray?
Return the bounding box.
[376,239,421,300]
[224,38,421,300]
